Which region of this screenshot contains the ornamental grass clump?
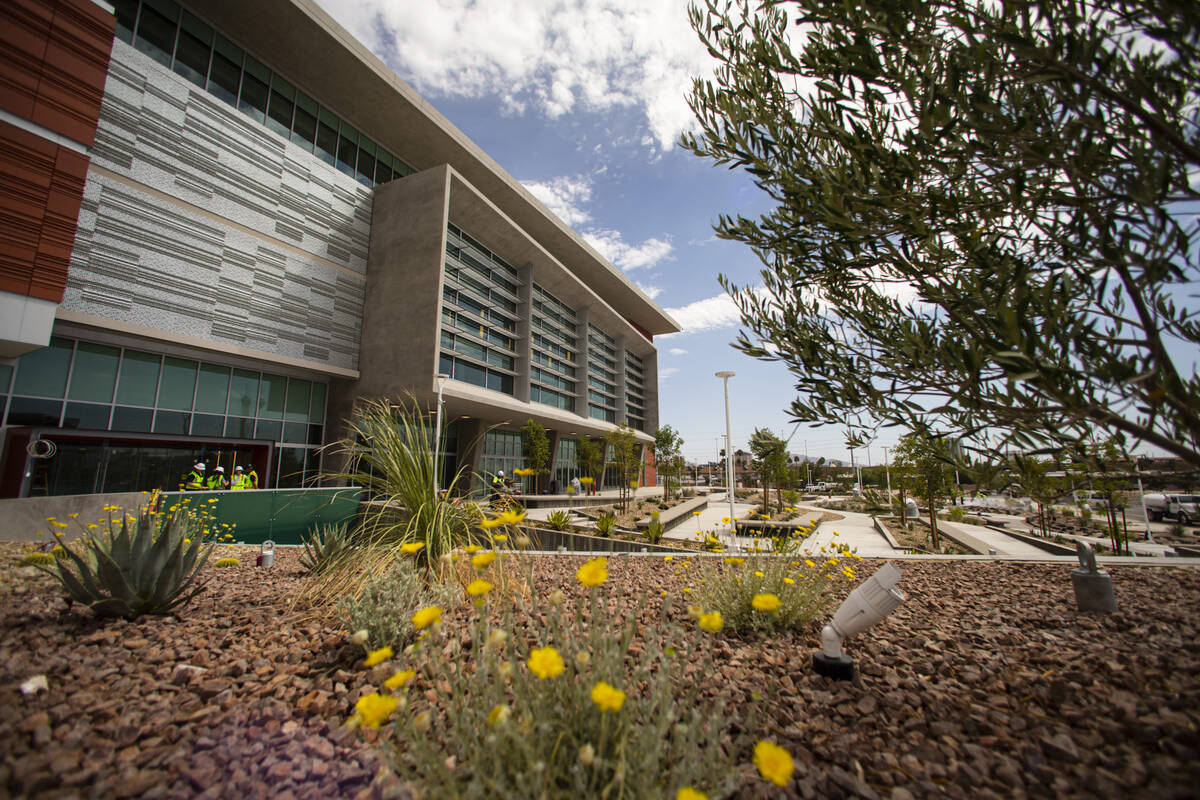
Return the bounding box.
[36,499,214,620]
[545,510,573,531]
[382,557,740,798]
[692,553,840,635]
[299,521,353,575]
[335,557,456,649]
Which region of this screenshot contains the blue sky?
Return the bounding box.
[316,0,893,466]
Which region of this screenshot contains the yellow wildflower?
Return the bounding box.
[724,557,744,566]
[842,566,856,579]
[721,517,730,524]
[384,669,416,690]
[754,570,764,577]
[400,542,425,554]
[480,517,505,530]
[804,559,816,568]
[463,544,482,553]
[498,509,526,526]
[664,555,673,561]
[492,534,508,542]
[411,606,443,630]
[527,646,565,680]
[677,787,708,800]
[363,646,394,668]
[466,579,493,597]
[590,681,626,713]
[753,740,795,786]
[576,557,608,587]
[784,577,795,585]
[699,611,723,634]
[488,704,511,727]
[472,551,497,569]
[751,593,781,612]
[352,692,398,729]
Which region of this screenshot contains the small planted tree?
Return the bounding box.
[520,418,551,494]
[576,437,604,493]
[891,432,953,551]
[605,423,641,514]
[652,425,685,500]
[749,428,789,514]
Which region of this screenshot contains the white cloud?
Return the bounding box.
[317,0,715,149]
[659,366,680,381]
[668,347,687,355]
[636,283,663,300]
[523,175,593,227]
[663,291,745,335]
[583,229,672,271]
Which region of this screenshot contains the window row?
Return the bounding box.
[439,355,514,397]
[532,284,577,321]
[588,404,616,423]
[112,0,412,186]
[4,338,325,425]
[442,288,518,333]
[531,349,576,379]
[442,309,515,351]
[530,366,574,393]
[447,224,520,291]
[444,264,517,314]
[531,385,575,412]
[440,330,516,372]
[531,333,575,363]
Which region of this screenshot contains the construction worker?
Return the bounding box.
[207,465,228,490]
[231,465,250,490]
[183,462,206,491]
[245,465,259,489]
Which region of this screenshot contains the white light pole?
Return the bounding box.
[433,373,449,496]
[883,446,892,505]
[715,371,736,551]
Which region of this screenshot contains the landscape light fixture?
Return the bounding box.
[813,562,906,681]
[714,371,736,552]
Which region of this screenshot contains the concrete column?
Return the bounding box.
[643,347,660,434]
[614,335,627,425]
[574,306,590,417]
[515,264,533,404]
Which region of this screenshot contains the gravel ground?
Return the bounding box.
[2,542,1199,799]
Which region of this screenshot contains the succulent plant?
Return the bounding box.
[545,510,573,531]
[594,513,618,536]
[42,505,212,620]
[300,522,352,574]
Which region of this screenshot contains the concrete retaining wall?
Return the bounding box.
[0,492,148,542]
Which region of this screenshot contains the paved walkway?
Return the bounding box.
[795,507,900,558]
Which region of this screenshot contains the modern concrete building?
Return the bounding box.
[0,0,677,497]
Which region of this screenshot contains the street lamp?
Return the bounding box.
[433,373,449,496]
[715,371,736,551]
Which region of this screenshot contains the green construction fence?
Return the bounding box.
[158,487,363,545]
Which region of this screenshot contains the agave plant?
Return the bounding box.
[545,510,573,531]
[594,513,618,536]
[300,522,352,574]
[644,512,665,544]
[40,505,212,620]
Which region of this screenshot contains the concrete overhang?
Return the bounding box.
[446,168,656,358]
[187,0,681,339]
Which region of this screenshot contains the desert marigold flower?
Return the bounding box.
[466,579,493,597]
[828,557,840,567]
[363,646,394,668]
[492,533,508,542]
[784,577,795,585]
[498,509,526,526]
[590,680,626,712]
[480,517,504,530]
[699,611,723,633]
[804,559,816,568]
[724,557,744,566]
[682,587,691,594]
[842,566,856,579]
[677,788,708,800]
[384,669,416,690]
[400,542,425,554]
[576,557,608,587]
[754,570,764,577]
[351,692,398,729]
[527,646,565,680]
[692,510,701,516]
[721,517,730,524]
[663,555,673,561]
[462,544,482,553]
[487,704,511,727]
[752,593,782,612]
[753,740,795,786]
[472,551,497,569]
[411,606,443,630]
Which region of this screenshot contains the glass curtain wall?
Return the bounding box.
[478,430,524,492]
[530,284,577,411]
[587,325,618,423]
[625,350,646,432]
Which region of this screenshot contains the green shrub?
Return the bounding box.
[692,554,843,635]
[1168,524,1185,537]
[594,513,618,536]
[386,575,740,797]
[545,510,573,531]
[300,522,353,574]
[947,507,966,522]
[39,503,213,620]
[336,558,457,650]
[644,512,664,544]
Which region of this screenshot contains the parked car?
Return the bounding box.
[1143,493,1200,524]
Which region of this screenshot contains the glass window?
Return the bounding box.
[255,419,282,440]
[67,342,120,403]
[291,91,318,151]
[0,364,12,393]
[265,75,295,138]
[157,357,197,410]
[115,350,160,406]
[285,378,310,422]
[134,0,180,67]
[153,410,190,435]
[194,363,230,414]
[172,12,212,88]
[375,150,393,184]
[335,123,358,178]
[258,374,286,419]
[225,416,254,438]
[356,137,376,186]
[113,0,138,43]
[190,414,224,436]
[282,422,308,444]
[227,368,258,417]
[7,397,61,426]
[238,55,270,124]
[309,383,326,424]
[112,406,153,432]
[62,402,111,430]
[207,34,243,106]
[277,447,307,489]
[13,337,73,398]
[315,109,338,166]
[308,424,323,446]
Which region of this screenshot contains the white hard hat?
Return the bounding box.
[195,462,206,470]
[215,466,225,473]
[234,465,244,471]
[497,470,505,477]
